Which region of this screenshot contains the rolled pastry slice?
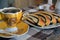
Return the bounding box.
[27,15,38,23]
[23,16,35,24]
[38,18,45,27]
[30,14,45,22]
[33,13,51,26]
[29,14,45,27]
[51,12,60,17]
[38,11,57,25]
[51,12,60,23]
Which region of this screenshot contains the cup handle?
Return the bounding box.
[0,12,4,21]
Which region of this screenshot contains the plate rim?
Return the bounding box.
[0,24,29,38]
[24,20,60,29]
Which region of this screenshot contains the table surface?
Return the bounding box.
[0,7,60,40]
[9,27,60,40]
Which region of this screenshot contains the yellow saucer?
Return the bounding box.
[0,21,29,38]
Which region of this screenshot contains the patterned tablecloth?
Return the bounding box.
[10,26,60,40]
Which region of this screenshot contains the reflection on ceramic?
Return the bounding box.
[3,7,17,10]
[0,29,5,33]
[0,9,4,12]
[27,9,38,12]
[38,5,44,10]
[5,27,18,33]
[0,7,17,12]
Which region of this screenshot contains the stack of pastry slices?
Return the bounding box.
[23,11,60,27]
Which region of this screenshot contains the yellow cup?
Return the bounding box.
[1,8,23,33]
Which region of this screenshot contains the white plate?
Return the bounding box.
[24,20,60,29]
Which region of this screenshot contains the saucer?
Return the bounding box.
[0,21,29,38]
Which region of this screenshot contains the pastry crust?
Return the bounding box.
[36,11,57,25]
[23,11,60,27]
[33,12,51,26]
[51,12,60,23]
[29,14,45,27]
